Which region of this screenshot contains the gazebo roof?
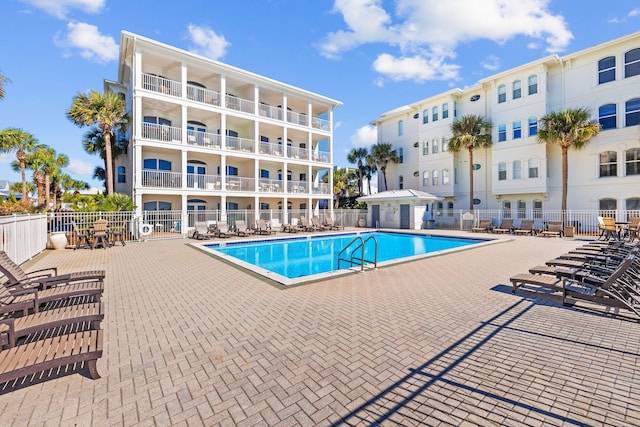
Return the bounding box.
[357,189,443,203]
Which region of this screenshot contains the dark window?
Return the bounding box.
[626,98,640,126]
[432,107,438,122]
[498,85,506,103]
[498,163,507,181]
[528,117,538,136]
[260,169,269,178]
[598,56,616,84]
[512,80,521,99]
[498,124,506,142]
[599,151,617,177]
[528,75,538,95]
[442,103,449,119]
[143,158,171,170]
[599,104,617,129]
[513,121,522,139]
[626,148,640,176]
[625,48,640,78]
[422,109,428,124]
[117,166,126,183]
[599,198,617,211]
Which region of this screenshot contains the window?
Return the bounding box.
[398,120,404,136]
[218,165,238,176]
[528,75,538,95]
[441,137,448,152]
[626,148,640,176]
[498,124,506,142]
[502,200,512,218]
[626,98,640,127]
[260,169,270,178]
[432,169,439,186]
[432,106,438,122]
[528,159,539,178]
[422,109,428,124]
[599,104,617,130]
[498,85,506,103]
[447,201,454,217]
[259,202,270,210]
[528,117,538,136]
[143,158,171,170]
[513,160,522,179]
[512,80,521,99]
[399,175,404,190]
[117,166,126,183]
[627,198,640,211]
[598,56,616,84]
[625,48,640,78]
[513,121,522,139]
[517,200,526,218]
[498,162,507,181]
[422,140,429,155]
[431,139,438,154]
[422,171,430,186]
[599,198,617,212]
[436,202,443,217]
[300,173,307,181]
[533,200,543,218]
[399,147,404,163]
[143,201,171,211]
[442,169,450,185]
[599,151,617,177]
[277,169,292,180]
[442,103,449,119]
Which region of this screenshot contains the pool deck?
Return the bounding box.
[2,229,639,426]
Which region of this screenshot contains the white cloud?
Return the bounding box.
[67,158,96,176]
[630,8,640,17]
[609,7,640,23]
[20,0,105,19]
[320,0,573,82]
[481,55,500,71]
[54,22,118,63]
[350,125,377,148]
[0,153,14,164]
[187,24,229,60]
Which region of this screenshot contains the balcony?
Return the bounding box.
[186,84,221,106]
[287,180,308,194]
[311,150,330,163]
[287,111,308,126]
[225,94,254,114]
[225,176,255,191]
[142,170,182,188]
[287,146,309,160]
[259,141,283,157]
[312,117,329,131]
[187,173,221,190]
[258,178,283,193]
[226,135,255,152]
[142,123,181,144]
[312,183,330,194]
[258,103,283,120]
[142,74,181,97]
[187,130,221,149]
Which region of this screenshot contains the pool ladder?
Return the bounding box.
[337,235,378,271]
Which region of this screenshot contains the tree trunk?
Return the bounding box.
[561,146,568,223]
[468,147,474,211]
[20,161,27,201]
[44,173,51,210]
[104,131,114,196]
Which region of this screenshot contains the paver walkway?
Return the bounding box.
[0,231,639,426]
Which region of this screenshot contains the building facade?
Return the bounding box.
[372,31,640,218]
[105,31,341,226]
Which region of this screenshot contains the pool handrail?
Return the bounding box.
[338,235,378,271]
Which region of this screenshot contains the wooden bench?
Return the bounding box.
[0,330,103,383]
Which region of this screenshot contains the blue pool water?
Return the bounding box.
[204,231,487,281]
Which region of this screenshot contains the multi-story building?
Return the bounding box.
[105,31,341,228]
[372,31,640,219]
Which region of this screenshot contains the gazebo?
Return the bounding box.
[357,189,443,229]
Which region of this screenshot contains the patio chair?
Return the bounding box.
[233,220,251,237]
[255,219,274,235]
[471,219,493,233]
[597,217,618,240]
[492,219,514,234]
[541,221,564,238]
[213,221,232,238]
[71,220,91,250]
[0,250,105,289]
[311,217,328,231]
[109,222,127,246]
[193,221,217,240]
[91,219,110,249]
[324,214,344,230]
[513,219,536,236]
[295,217,313,232]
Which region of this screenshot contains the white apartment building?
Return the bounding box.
[372,31,640,218]
[105,31,341,226]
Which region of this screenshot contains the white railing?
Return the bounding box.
[259,141,283,157]
[287,146,308,160]
[186,84,221,106]
[187,130,221,149]
[312,150,330,163]
[287,180,308,194]
[226,135,255,152]
[142,73,181,97]
[225,176,255,191]
[0,214,47,265]
[258,104,283,120]
[225,94,254,114]
[142,123,182,143]
[258,178,283,193]
[287,111,308,126]
[312,183,330,194]
[142,170,182,188]
[187,174,222,190]
[312,117,330,131]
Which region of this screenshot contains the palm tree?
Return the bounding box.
[21,145,48,206]
[58,173,89,193]
[368,142,399,191]
[0,128,38,201]
[331,167,353,208]
[448,115,493,210]
[362,162,376,195]
[537,108,601,214]
[347,147,368,195]
[67,90,129,196]
[82,126,129,189]
[41,147,69,210]
[0,74,7,100]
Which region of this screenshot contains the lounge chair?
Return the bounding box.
[0,251,105,289]
[513,219,536,236]
[323,214,344,230]
[541,221,564,238]
[0,329,103,382]
[213,221,232,238]
[597,216,619,240]
[471,219,493,233]
[255,219,274,235]
[192,221,217,240]
[0,277,103,313]
[510,272,563,294]
[492,219,514,234]
[233,220,251,237]
[296,217,313,232]
[311,217,328,231]
[280,223,298,233]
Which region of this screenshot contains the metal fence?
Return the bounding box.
[0,213,48,264]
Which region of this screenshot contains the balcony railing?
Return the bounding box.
[287,180,308,194]
[312,183,330,194]
[312,117,329,131]
[142,74,181,97]
[287,146,308,160]
[225,94,254,114]
[259,141,283,157]
[311,150,330,163]
[187,174,221,190]
[258,103,283,120]
[142,170,182,188]
[142,123,182,143]
[187,130,221,149]
[258,178,283,193]
[225,176,254,191]
[226,136,254,152]
[186,84,221,106]
[287,111,308,126]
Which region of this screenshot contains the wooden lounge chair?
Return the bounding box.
[513,219,536,236]
[0,279,103,313]
[510,272,563,294]
[0,329,103,383]
[254,220,274,235]
[323,214,344,230]
[492,219,513,234]
[311,217,328,231]
[541,221,564,238]
[91,219,110,249]
[296,217,313,232]
[471,219,493,233]
[233,220,251,237]
[0,251,105,289]
[193,221,217,240]
[213,221,232,238]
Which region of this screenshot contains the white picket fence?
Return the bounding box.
[0,213,48,265]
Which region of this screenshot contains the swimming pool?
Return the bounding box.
[198,231,495,286]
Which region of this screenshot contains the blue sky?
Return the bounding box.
[1,0,639,189]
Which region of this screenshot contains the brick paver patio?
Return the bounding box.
[1,231,639,426]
